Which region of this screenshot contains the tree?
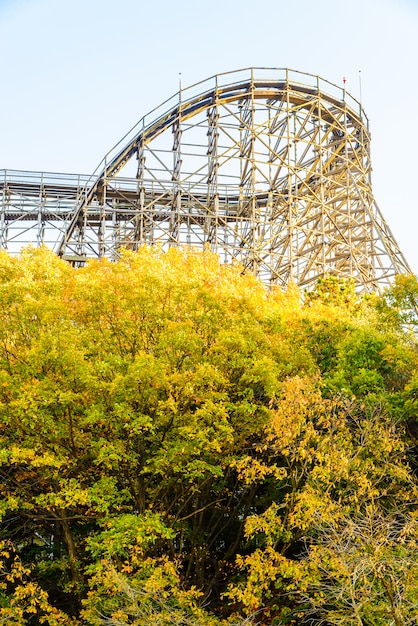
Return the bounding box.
[301,510,418,626]
[226,379,418,622]
[378,274,418,330]
[0,247,417,624]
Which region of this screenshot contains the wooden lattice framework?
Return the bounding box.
[0,68,411,292]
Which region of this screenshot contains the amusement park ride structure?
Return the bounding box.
[0,68,411,292]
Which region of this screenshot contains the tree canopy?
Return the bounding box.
[0,247,417,625]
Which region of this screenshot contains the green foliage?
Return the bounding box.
[0,247,417,624]
[378,273,418,330]
[305,275,358,308]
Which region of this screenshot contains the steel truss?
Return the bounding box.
[0,68,411,292]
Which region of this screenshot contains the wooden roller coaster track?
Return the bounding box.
[0,68,411,292]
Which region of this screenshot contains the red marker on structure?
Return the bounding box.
[343,77,347,85]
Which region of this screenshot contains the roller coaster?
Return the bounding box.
[0,68,411,292]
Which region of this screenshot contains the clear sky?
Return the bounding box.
[1,0,417,272]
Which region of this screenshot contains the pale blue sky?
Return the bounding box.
[1,0,418,271]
